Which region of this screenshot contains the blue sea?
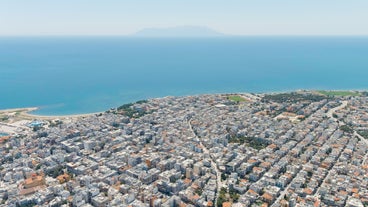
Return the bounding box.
[1,36,368,115]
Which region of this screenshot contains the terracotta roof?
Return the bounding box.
[320,162,330,169]
[191,183,199,189]
[24,174,43,185]
[303,188,313,195]
[268,144,277,149]
[192,194,200,200]
[285,173,293,179]
[339,190,348,195]
[183,178,191,184]
[222,202,232,207]
[247,189,258,195]
[352,193,360,198]
[262,192,273,201]
[260,162,271,168]
[0,136,11,143]
[56,173,70,184]
[248,159,258,163]
[240,179,248,183]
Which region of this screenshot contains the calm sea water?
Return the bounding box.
[1,37,368,115]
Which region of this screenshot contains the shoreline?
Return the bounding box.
[0,90,366,118]
[0,107,100,121]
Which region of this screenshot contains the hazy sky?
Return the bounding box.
[1,0,368,36]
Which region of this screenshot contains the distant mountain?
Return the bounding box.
[134,26,224,37]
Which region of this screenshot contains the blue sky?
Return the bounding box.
[1,0,368,36]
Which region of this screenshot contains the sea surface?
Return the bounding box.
[1,36,368,115]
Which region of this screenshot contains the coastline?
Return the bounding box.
[0,89,366,118]
[27,110,101,120]
[0,89,366,136]
[0,107,102,135]
[0,107,99,121]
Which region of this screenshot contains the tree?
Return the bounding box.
[340,125,353,133]
[229,189,239,202]
[47,165,64,178]
[36,164,42,170]
[221,173,227,181]
[217,188,228,207]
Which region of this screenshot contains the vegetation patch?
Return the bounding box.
[317,90,361,97]
[217,187,228,207]
[227,95,247,103]
[216,187,240,206]
[262,92,326,103]
[46,165,64,178]
[0,116,9,122]
[229,188,240,202]
[194,188,203,196]
[357,130,368,139]
[117,100,149,118]
[135,100,149,104]
[221,173,228,181]
[339,125,354,133]
[229,136,270,150]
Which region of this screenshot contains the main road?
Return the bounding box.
[188,118,223,207]
[326,100,348,121]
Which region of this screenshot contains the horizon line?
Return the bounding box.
[1,34,368,38]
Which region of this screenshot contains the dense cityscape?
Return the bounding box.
[1,91,368,207]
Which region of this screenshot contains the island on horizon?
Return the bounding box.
[133,25,224,37]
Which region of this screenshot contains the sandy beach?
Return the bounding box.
[0,107,99,120]
[0,107,100,135]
